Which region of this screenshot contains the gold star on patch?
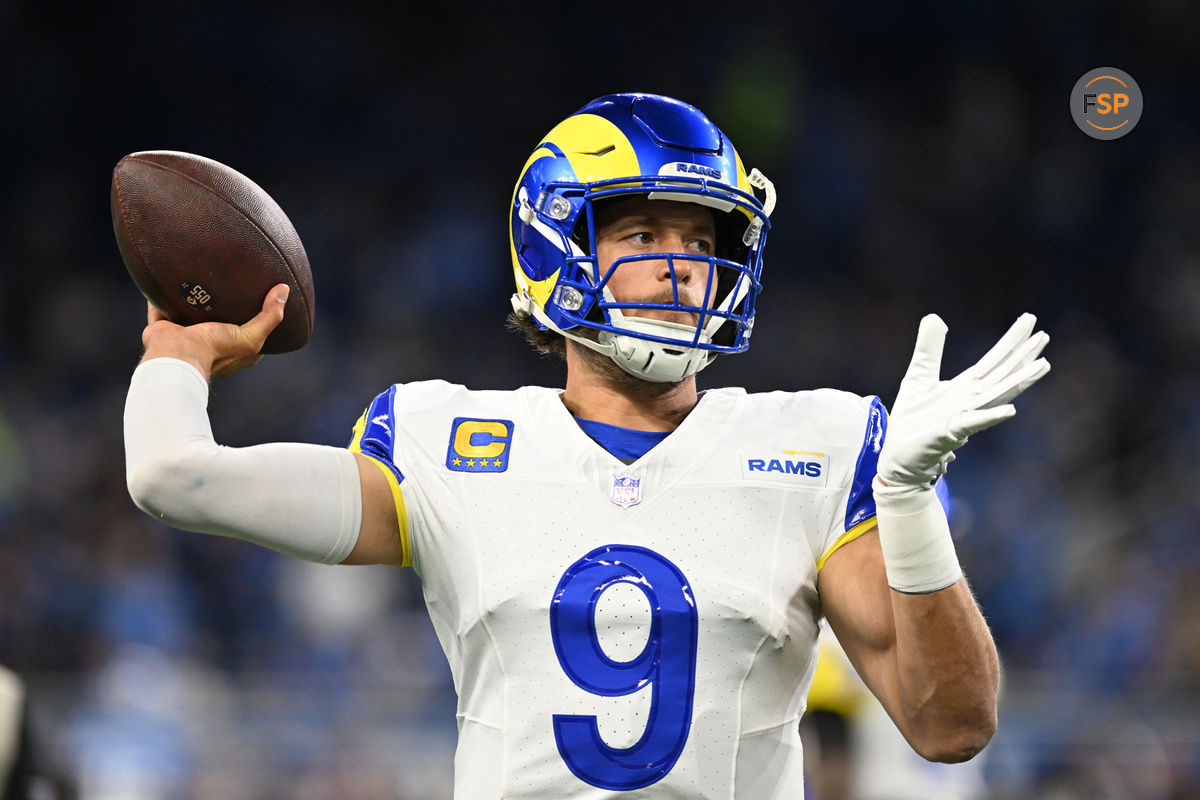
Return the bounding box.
[466,459,476,467]
[493,459,503,467]
[452,457,462,466]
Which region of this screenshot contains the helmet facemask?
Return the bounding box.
[514,172,774,383]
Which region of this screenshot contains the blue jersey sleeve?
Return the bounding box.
[347,384,413,567]
[347,385,406,485]
[844,396,885,532]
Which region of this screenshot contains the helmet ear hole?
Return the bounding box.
[712,208,750,264]
[582,301,606,326]
[710,291,747,348]
[570,212,592,255]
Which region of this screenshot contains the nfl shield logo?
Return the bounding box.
[610,475,642,508]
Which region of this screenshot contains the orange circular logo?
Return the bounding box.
[1071,68,1142,140]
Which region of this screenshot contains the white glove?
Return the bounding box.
[878,313,1050,487]
[872,314,1049,592]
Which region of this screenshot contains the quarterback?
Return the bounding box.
[124,94,1049,798]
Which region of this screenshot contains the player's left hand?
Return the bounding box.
[877,313,1050,487]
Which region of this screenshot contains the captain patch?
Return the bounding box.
[447,418,514,473]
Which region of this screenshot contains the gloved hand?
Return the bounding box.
[878,313,1050,487]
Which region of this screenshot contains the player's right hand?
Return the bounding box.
[876,313,1050,487]
[141,284,289,380]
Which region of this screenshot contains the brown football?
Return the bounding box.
[111,150,314,354]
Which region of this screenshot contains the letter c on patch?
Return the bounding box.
[453,420,510,458]
[447,418,515,473]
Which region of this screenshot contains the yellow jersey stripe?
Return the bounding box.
[362,454,411,568]
[349,408,411,567]
[816,517,877,573]
[348,410,368,451]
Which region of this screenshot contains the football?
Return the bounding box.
[111,150,315,354]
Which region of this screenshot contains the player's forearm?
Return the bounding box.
[889,577,999,763]
[865,314,1047,762]
[872,479,998,761]
[124,357,362,564]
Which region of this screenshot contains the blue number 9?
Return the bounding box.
[549,544,698,791]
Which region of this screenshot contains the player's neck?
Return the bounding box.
[561,344,699,431]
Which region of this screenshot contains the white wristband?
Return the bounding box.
[872,477,962,593]
[123,357,362,564]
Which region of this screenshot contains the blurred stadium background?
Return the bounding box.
[1,1,1198,798]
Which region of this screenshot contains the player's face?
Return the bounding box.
[593,198,718,325]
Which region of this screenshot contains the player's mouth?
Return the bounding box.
[622,289,709,326]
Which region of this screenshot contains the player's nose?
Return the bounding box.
[655,233,697,285]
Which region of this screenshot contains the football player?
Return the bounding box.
[124,93,1049,798]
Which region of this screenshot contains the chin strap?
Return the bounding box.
[514,282,735,383]
[517,296,721,383]
[596,317,717,383]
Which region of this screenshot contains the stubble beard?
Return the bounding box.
[565,286,712,396]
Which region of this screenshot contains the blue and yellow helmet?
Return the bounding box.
[509,93,776,383]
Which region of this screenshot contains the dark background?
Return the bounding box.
[0,2,1197,798]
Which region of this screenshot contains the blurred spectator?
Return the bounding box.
[0,665,75,799]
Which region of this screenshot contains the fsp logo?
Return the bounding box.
[446,418,514,473]
[1071,67,1142,140]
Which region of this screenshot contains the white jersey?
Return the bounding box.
[348,381,885,799]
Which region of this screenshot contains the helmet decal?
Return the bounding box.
[543,114,641,183]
